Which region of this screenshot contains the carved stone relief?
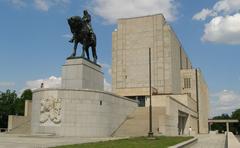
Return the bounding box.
[40,96,61,126]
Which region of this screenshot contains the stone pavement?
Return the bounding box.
[190,134,226,148]
[235,135,240,142]
[0,133,124,148]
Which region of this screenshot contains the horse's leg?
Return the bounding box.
[69,41,77,57]
[81,44,85,58]
[85,45,90,60]
[92,45,97,63]
[73,41,78,56]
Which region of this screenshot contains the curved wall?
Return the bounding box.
[31,88,137,137]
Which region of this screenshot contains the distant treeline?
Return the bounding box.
[0,89,32,128]
[211,110,240,134]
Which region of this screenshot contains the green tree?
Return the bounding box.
[0,90,18,128]
[211,114,231,133]
[231,109,240,134]
[20,89,32,100]
[0,89,32,128]
[15,89,33,115]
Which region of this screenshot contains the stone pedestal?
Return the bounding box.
[61,58,104,91]
[31,57,138,137]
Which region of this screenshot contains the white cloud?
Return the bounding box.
[108,67,112,76]
[99,62,110,69]
[22,75,112,92]
[99,62,112,91]
[8,0,26,8]
[202,13,240,44]
[99,62,112,76]
[34,0,49,11]
[210,90,240,117]
[25,76,61,90]
[104,78,111,92]
[193,0,240,21]
[213,0,240,14]
[90,0,178,24]
[192,8,216,21]
[193,0,240,44]
[34,0,70,11]
[7,0,70,11]
[0,82,15,88]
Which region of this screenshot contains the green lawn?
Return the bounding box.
[53,136,193,148]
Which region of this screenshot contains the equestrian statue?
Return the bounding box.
[67,10,97,63]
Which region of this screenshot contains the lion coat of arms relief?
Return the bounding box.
[40,97,62,125]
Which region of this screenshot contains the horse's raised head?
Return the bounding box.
[68,16,82,25]
[67,16,82,33]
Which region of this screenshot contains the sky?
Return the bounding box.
[0,0,239,117]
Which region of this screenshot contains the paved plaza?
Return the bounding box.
[236,135,240,142]
[0,133,122,148]
[191,134,226,148]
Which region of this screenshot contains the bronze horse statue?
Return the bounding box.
[67,16,97,63]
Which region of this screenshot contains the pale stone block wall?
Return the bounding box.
[197,70,209,133]
[145,95,198,136]
[228,132,240,148]
[169,94,197,112]
[181,69,209,134]
[8,100,32,131]
[31,88,137,137]
[112,14,191,96]
[31,89,60,134]
[181,69,198,101]
[8,115,30,131]
[24,100,32,117]
[62,58,104,91]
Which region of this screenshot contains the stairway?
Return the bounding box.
[113,107,166,137]
[7,120,31,134]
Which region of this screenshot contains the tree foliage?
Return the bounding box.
[0,89,32,128]
[211,110,240,134]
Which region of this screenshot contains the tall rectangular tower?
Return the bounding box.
[112,14,192,97]
[181,69,209,133]
[112,14,209,134]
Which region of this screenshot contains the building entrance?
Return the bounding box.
[178,111,188,135]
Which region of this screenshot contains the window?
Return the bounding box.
[184,78,191,88]
[137,96,146,107]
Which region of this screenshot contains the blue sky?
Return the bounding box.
[0,0,239,117]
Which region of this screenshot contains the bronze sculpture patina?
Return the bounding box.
[67,10,97,63]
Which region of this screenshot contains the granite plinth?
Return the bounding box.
[61,58,104,91]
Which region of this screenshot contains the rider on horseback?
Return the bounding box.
[67,11,97,63]
[69,10,94,43]
[82,10,95,41]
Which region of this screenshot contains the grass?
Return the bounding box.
[53,136,193,148]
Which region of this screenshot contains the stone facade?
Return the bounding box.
[112,14,209,135]
[112,14,192,96]
[181,69,209,133]
[62,58,104,91]
[31,58,138,137]
[31,88,137,137]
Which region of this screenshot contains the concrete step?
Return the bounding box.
[113,107,166,137]
[7,121,31,134]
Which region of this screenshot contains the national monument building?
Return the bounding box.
[112,14,209,136]
[7,14,209,137]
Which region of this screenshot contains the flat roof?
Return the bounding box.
[208,119,239,123]
[118,13,164,21]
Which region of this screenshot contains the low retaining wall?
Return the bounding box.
[31,88,138,137]
[227,132,240,148]
[169,137,198,148]
[8,115,30,131]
